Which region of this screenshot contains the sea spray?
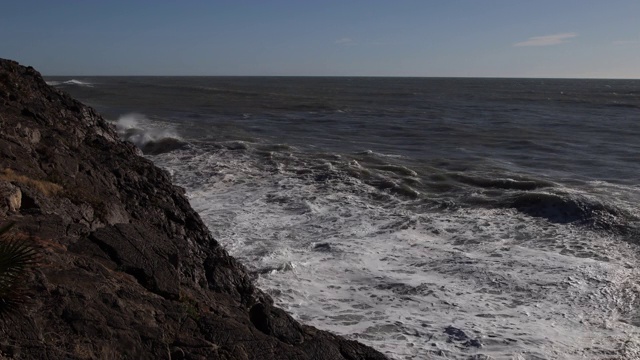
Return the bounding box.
[114,114,187,154]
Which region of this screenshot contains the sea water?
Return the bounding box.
[50,76,640,359]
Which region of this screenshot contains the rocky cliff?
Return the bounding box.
[0,59,386,360]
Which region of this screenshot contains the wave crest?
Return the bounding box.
[115,114,187,154]
[47,79,94,87]
[453,174,553,191]
[509,191,636,234]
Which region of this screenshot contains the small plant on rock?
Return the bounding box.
[0,222,37,317]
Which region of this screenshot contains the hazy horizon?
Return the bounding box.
[43,74,640,80]
[3,1,640,79]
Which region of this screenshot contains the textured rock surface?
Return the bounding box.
[0,180,21,215]
[0,59,387,360]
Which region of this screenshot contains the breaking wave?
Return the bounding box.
[46,79,94,87]
[452,173,554,191]
[148,141,640,360]
[507,191,637,234]
[114,113,188,154]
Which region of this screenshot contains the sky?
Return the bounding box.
[1,0,639,78]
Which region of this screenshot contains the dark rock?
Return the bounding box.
[140,137,189,155]
[444,325,470,341]
[464,339,482,348]
[0,58,387,360]
[445,326,483,349]
[313,242,332,251]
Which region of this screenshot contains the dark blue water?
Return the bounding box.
[48,77,640,359]
[50,77,640,180]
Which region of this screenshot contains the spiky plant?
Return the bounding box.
[0,222,37,317]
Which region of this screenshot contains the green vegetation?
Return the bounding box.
[179,293,201,320]
[0,222,37,317]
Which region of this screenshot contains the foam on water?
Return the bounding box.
[149,139,640,359]
[54,76,640,358]
[47,79,94,87]
[114,114,187,154]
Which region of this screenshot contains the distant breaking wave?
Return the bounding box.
[46,79,94,87]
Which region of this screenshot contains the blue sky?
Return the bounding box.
[1,1,639,77]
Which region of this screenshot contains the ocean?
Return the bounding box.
[47,76,640,359]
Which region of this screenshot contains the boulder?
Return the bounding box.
[0,180,21,215]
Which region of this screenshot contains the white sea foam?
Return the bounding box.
[63,79,93,87]
[114,113,182,148]
[150,145,640,360]
[46,79,94,87]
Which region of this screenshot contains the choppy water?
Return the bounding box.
[49,76,640,359]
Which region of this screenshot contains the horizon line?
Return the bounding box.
[43,74,640,81]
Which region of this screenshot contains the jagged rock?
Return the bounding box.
[0,180,21,215]
[0,58,387,360]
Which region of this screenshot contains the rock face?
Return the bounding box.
[0,180,21,215]
[0,59,387,360]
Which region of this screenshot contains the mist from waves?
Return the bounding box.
[113,114,188,155]
[126,117,640,360]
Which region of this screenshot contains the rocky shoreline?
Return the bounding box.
[0,58,386,360]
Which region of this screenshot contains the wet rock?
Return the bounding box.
[445,326,483,349]
[464,339,482,348]
[444,325,470,341]
[313,242,332,251]
[256,261,296,275]
[140,137,188,155]
[0,58,387,360]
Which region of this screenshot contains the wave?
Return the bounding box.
[453,174,554,191]
[371,164,418,177]
[507,191,636,234]
[605,102,640,110]
[114,113,187,155]
[446,174,638,236]
[266,102,338,112]
[356,150,405,160]
[47,79,94,87]
[149,136,640,359]
[255,261,296,275]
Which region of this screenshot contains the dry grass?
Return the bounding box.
[0,169,62,196]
